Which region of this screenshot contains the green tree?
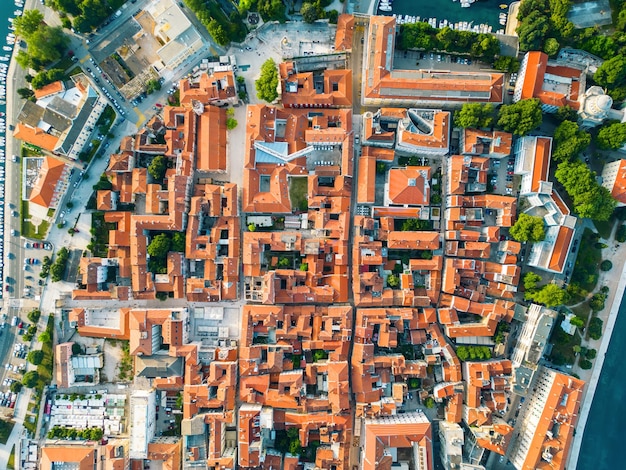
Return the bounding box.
[579,359,592,370]
[510,213,546,243]
[226,117,238,130]
[596,122,626,150]
[523,272,542,290]
[10,381,23,393]
[424,397,435,408]
[171,232,185,252]
[206,19,229,46]
[255,59,279,103]
[148,155,167,180]
[387,274,400,288]
[586,348,597,359]
[31,69,65,90]
[525,283,567,307]
[22,371,39,388]
[27,309,41,323]
[600,260,612,271]
[555,105,577,122]
[517,10,550,51]
[555,161,617,221]
[454,103,495,129]
[27,350,44,365]
[26,26,69,68]
[38,331,51,344]
[147,233,171,259]
[13,9,45,39]
[543,37,560,56]
[497,99,543,135]
[569,316,585,328]
[456,346,469,361]
[301,2,321,22]
[72,343,83,355]
[594,55,626,100]
[17,87,34,100]
[146,79,162,94]
[552,120,590,162]
[494,56,520,73]
[401,219,431,231]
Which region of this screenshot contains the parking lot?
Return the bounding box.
[393,50,488,73]
[489,157,517,196]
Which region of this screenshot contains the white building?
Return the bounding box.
[129,390,157,459]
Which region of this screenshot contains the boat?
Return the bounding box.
[500,3,507,8]
[2,47,12,52]
[379,3,392,11]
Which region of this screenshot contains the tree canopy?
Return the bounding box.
[147,233,171,259]
[523,272,542,290]
[27,350,44,365]
[255,59,279,103]
[398,24,501,63]
[148,155,167,181]
[14,10,69,70]
[510,213,546,243]
[524,283,568,307]
[22,371,40,388]
[596,122,626,150]
[31,69,66,90]
[454,103,495,129]
[497,99,542,135]
[555,161,616,221]
[515,0,574,52]
[552,120,590,162]
[456,345,492,361]
[594,55,626,101]
[171,232,186,252]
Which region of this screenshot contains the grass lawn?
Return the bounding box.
[21,200,50,240]
[7,445,15,469]
[593,217,615,239]
[289,177,308,212]
[571,303,592,325]
[570,228,602,293]
[548,316,582,366]
[0,419,14,444]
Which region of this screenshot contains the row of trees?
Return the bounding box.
[47,425,104,441]
[47,0,125,33]
[456,345,492,361]
[51,247,70,282]
[398,23,502,63]
[525,282,568,307]
[14,10,70,70]
[239,0,286,23]
[455,100,543,136]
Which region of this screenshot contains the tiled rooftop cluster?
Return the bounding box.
[53,14,588,470]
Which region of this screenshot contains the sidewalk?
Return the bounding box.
[567,221,626,467]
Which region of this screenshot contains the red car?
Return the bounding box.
[17,322,23,329]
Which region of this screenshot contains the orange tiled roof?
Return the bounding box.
[34,80,64,99]
[388,166,431,205]
[29,156,65,208]
[13,123,59,152]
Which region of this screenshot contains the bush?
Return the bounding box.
[22,371,39,388]
[27,350,44,366]
[27,309,41,323]
[617,225,626,243]
[586,348,597,360]
[588,317,603,340]
[600,260,613,271]
[579,359,593,370]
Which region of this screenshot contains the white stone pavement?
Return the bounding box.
[567,241,626,468]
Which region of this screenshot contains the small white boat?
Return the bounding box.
[2,46,12,52]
